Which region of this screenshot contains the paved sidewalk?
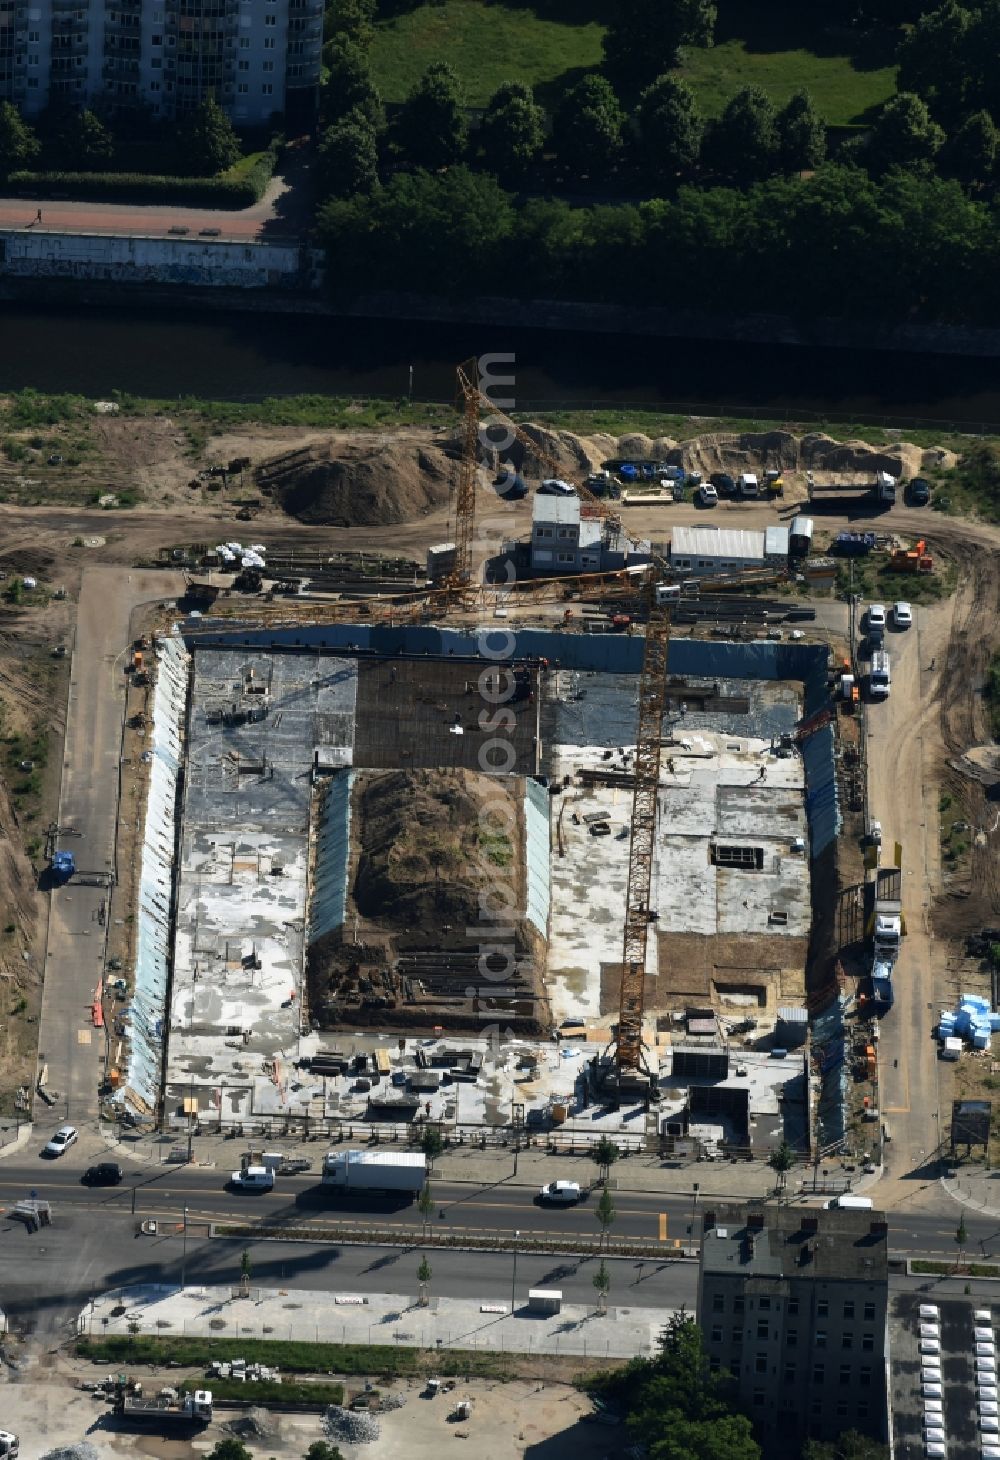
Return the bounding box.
[103,1125,786,1201]
[940,1165,1000,1220]
[82,1282,673,1360]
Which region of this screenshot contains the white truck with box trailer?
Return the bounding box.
[322,1149,427,1197]
[114,1389,212,1427]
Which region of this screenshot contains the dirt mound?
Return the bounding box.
[353,768,526,936]
[258,431,457,526]
[680,428,929,483]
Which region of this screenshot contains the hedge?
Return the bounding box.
[5,142,280,209]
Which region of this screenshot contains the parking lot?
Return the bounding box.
[891,1293,1000,1460]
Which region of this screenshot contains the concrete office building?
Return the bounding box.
[0,0,322,126]
[698,1202,889,1455]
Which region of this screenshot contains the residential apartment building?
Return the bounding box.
[0,0,321,126]
[697,1202,889,1455]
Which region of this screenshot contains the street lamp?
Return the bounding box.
[181,1205,188,1291]
[511,1230,520,1314]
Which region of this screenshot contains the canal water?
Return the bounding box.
[2,302,1000,428]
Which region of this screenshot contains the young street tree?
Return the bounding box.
[591,1135,621,1184]
[305,1444,345,1460]
[596,1182,617,1247]
[480,81,545,183]
[317,116,379,199]
[0,102,40,179]
[397,61,468,171]
[592,1258,611,1314]
[208,1442,253,1460]
[176,96,240,176]
[767,1139,795,1195]
[554,75,624,178]
[417,1180,435,1234]
[604,0,717,88]
[777,90,826,173]
[634,74,704,184]
[710,85,779,184]
[417,1255,432,1306]
[955,1213,969,1271]
[421,1125,444,1168]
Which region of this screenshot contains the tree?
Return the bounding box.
[592,1258,611,1314]
[480,81,545,183]
[317,116,379,199]
[802,1433,890,1460]
[44,107,114,171]
[421,1125,444,1167]
[955,1213,969,1270]
[175,97,240,176]
[324,0,376,44]
[767,1140,794,1195]
[208,1442,253,1460]
[240,1248,252,1281]
[945,109,998,188]
[417,1254,432,1306]
[604,0,716,88]
[709,86,779,184]
[553,75,624,178]
[591,1135,621,1184]
[897,1,974,130]
[596,1182,617,1247]
[397,61,468,171]
[777,90,826,174]
[305,1444,345,1460]
[868,92,946,175]
[0,102,39,179]
[634,75,704,184]
[417,1180,435,1234]
[321,36,384,131]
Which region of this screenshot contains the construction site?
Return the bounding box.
[83,365,858,1161]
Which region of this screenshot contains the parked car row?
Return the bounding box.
[917,1303,1000,1458]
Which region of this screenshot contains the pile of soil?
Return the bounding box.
[256,430,457,527]
[678,428,956,484]
[353,768,526,935]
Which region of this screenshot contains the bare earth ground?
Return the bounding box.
[0,416,996,1178]
[1,1361,608,1460]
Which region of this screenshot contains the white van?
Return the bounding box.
[868,650,891,700]
[231,1165,274,1191]
[539,1180,582,1205]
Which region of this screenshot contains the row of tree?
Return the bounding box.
[316,160,1000,325]
[0,96,242,180]
[899,2,1000,129]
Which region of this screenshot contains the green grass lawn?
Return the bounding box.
[370,0,896,123]
[677,37,896,124]
[369,0,607,106]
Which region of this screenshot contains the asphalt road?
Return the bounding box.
[2,1158,997,1260]
[0,1205,699,1336]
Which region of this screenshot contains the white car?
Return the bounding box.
[922,1340,942,1354]
[922,1304,942,1318]
[42,1124,78,1157]
[698,484,719,507]
[979,1328,996,1341]
[868,602,887,630]
[893,600,913,629]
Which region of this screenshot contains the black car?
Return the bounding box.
[82,1162,123,1186]
[908,476,931,505]
[709,472,736,496]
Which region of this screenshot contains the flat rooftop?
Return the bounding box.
[702,1203,889,1282]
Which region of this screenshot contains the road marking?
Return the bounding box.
[659,1212,668,1242]
[76,1029,92,1045]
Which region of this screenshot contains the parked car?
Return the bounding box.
[908,476,932,505]
[698,484,719,507]
[82,1163,123,1186]
[893,601,913,629]
[709,472,736,497]
[538,479,576,497]
[867,602,887,631]
[538,1180,582,1205]
[42,1125,78,1157]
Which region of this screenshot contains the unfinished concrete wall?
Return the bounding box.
[310,770,354,941]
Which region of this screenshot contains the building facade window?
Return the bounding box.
[863,1302,875,1321]
[862,1333,874,1352]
